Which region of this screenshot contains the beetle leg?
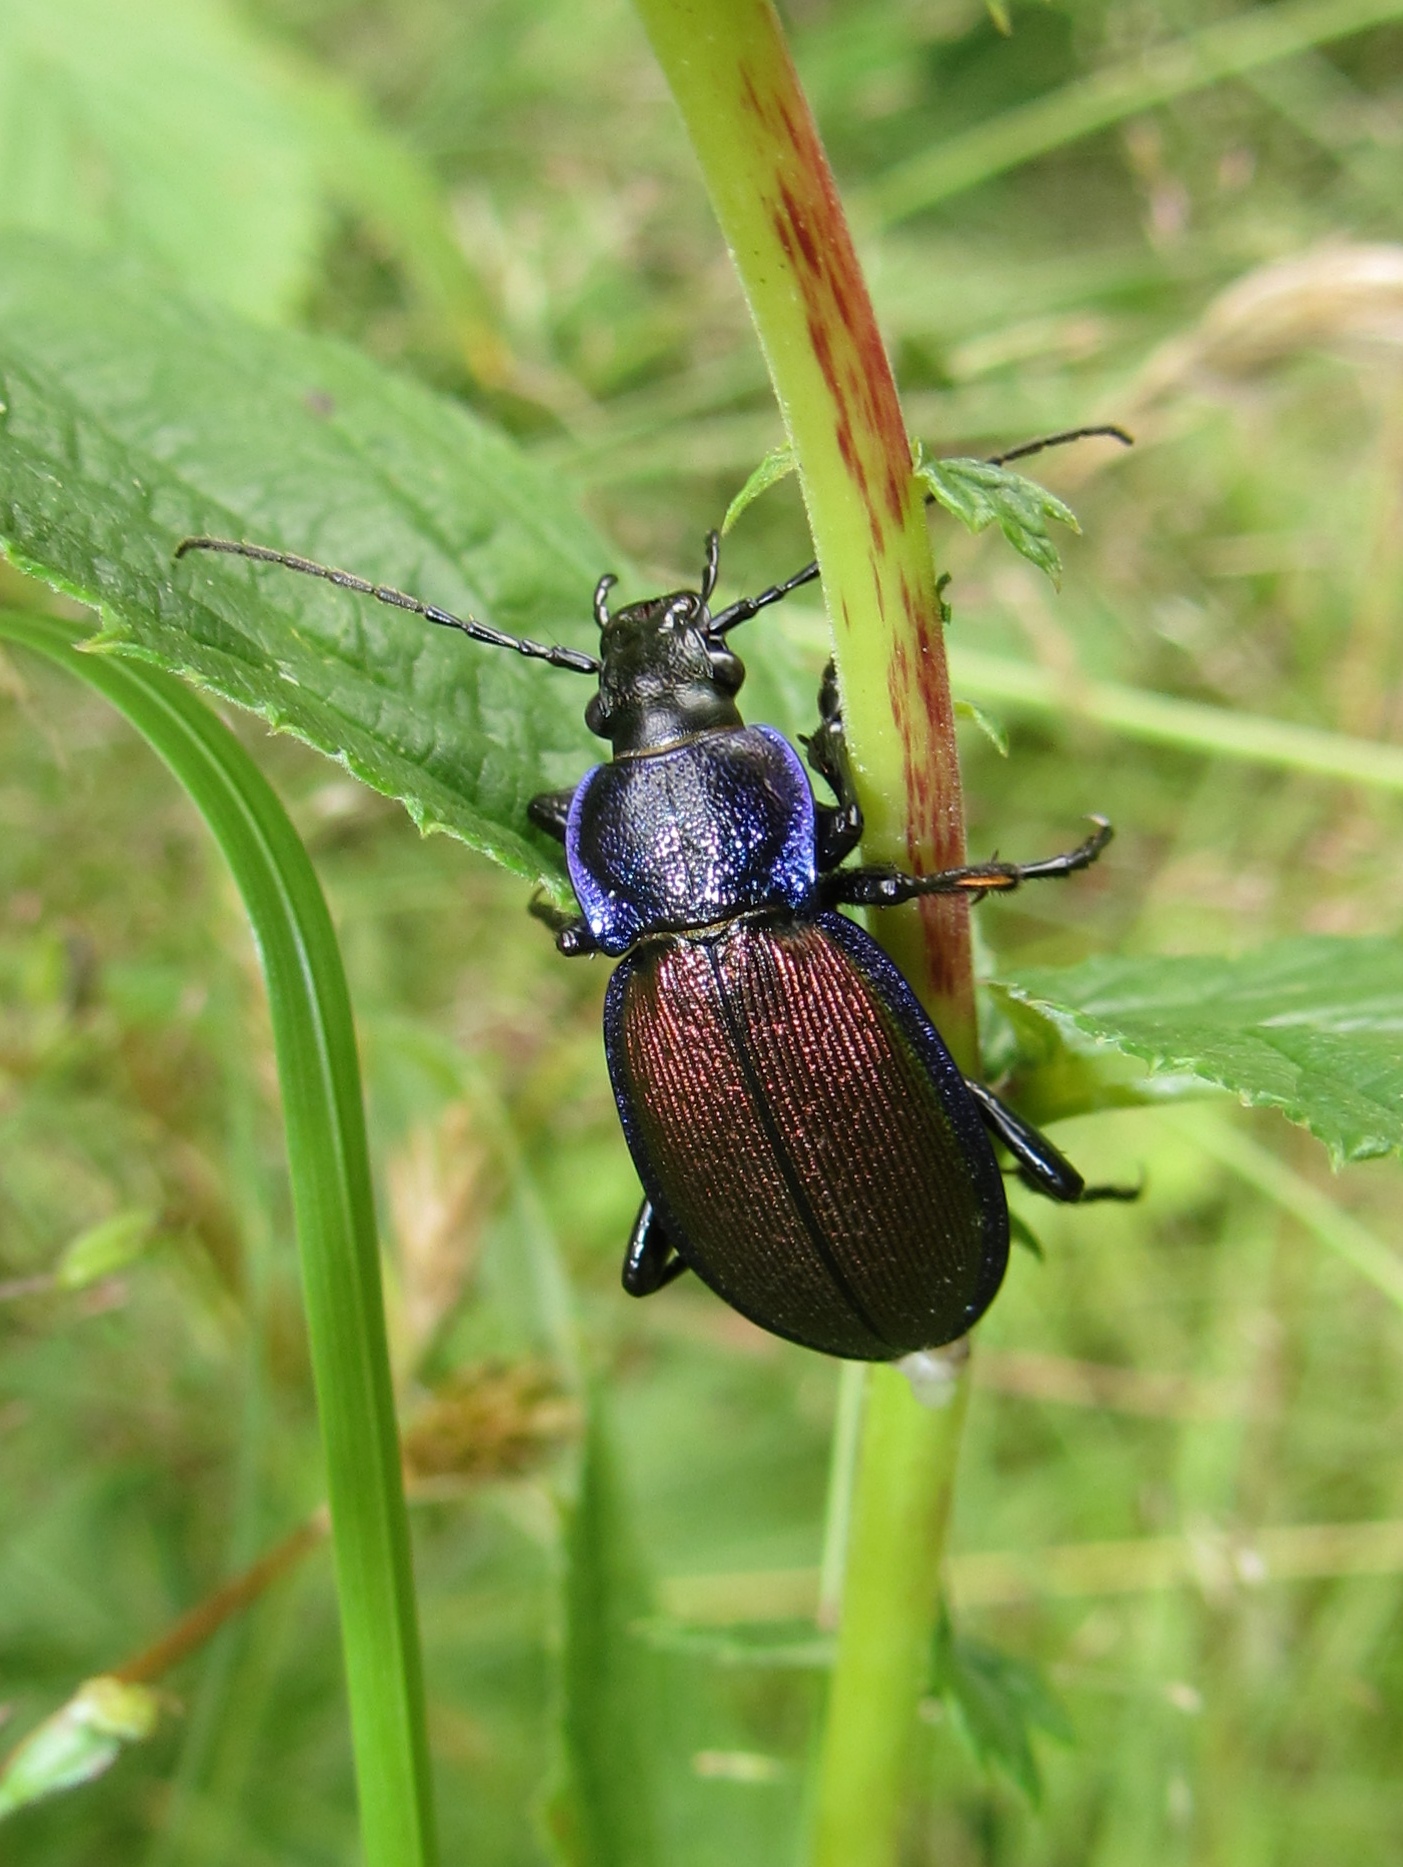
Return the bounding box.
[528,892,598,956]
[820,817,1112,907]
[622,1199,690,1295]
[527,786,578,843]
[800,659,864,872]
[965,1081,1141,1204]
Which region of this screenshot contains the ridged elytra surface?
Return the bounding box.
[604,911,1008,1360]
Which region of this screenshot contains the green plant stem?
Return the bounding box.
[114,1515,331,1686]
[865,0,1403,225]
[816,1363,868,1630]
[629,8,976,1862]
[2,614,437,1867]
[813,1365,970,1867]
[632,0,975,1044]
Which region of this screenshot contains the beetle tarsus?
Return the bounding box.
[528,892,597,955]
[622,1200,690,1295]
[820,817,1113,908]
[1074,1176,1145,1203]
[800,659,865,871]
[965,1081,1141,1205]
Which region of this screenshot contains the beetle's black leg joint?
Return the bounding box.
[801,658,864,872]
[820,817,1113,908]
[528,786,578,844]
[528,892,597,956]
[966,1081,1141,1205]
[622,1200,690,1296]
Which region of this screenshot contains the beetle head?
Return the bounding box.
[586,537,746,754]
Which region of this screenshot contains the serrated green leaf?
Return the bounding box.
[976,982,1213,1126]
[0,0,323,321]
[915,450,1080,587]
[722,442,796,533]
[0,1676,160,1820]
[929,1609,1072,1804]
[54,1208,158,1290]
[554,1404,662,1867]
[954,697,1009,756]
[0,233,611,893]
[996,936,1403,1165]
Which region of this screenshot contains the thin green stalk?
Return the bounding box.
[814,1368,970,1867]
[633,0,975,1045]
[816,1364,868,1631]
[865,0,1403,226]
[2,613,437,1867]
[629,9,977,1863]
[947,644,1403,792]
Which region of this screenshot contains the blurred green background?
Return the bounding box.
[3,0,1403,1860]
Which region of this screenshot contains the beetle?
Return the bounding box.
[176,426,1135,1361]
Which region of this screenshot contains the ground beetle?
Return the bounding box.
[177,427,1135,1361]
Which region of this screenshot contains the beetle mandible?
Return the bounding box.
[176,427,1136,1361]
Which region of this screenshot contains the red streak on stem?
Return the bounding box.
[741,63,909,558]
[739,42,971,1019]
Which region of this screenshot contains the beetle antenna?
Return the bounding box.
[984,424,1132,467]
[594,572,617,629]
[699,530,721,605]
[712,425,1132,635]
[175,536,601,674]
[709,559,822,636]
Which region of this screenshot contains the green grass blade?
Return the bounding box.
[948,645,1403,791]
[0,611,436,1867]
[866,0,1403,226]
[1169,1109,1403,1310]
[555,1404,663,1867]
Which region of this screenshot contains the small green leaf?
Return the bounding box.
[722,442,797,533]
[54,1208,158,1290]
[985,0,1015,34]
[915,448,1080,587]
[0,1676,160,1820]
[997,935,1403,1165]
[955,697,1009,756]
[929,1609,1072,1804]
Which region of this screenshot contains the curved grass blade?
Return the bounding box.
[866,0,1403,226]
[0,611,436,1867]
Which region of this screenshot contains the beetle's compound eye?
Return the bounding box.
[708,645,745,695]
